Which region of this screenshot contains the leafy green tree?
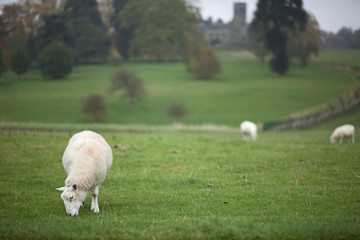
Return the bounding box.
[0,19,7,76]
[65,0,106,29]
[252,0,307,75]
[109,70,146,111]
[247,21,268,63]
[6,22,29,77]
[111,0,132,60]
[38,41,73,79]
[118,0,200,62]
[65,0,109,64]
[3,21,28,67]
[0,48,6,76]
[69,18,109,63]
[10,47,30,78]
[36,13,74,51]
[27,33,38,67]
[287,13,321,66]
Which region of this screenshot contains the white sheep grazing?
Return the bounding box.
[330,124,355,144]
[56,130,113,217]
[240,121,257,141]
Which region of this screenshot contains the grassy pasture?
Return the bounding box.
[0,129,359,239]
[312,49,360,68]
[0,50,358,127]
[1,49,360,239]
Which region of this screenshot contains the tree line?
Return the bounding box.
[3,0,351,78]
[321,27,360,49]
[0,0,220,79]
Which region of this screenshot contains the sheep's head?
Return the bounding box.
[330,134,336,144]
[56,184,85,217]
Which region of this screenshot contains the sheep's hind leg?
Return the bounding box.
[91,185,100,213]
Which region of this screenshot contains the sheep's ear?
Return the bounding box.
[56,187,66,191]
[72,184,78,191]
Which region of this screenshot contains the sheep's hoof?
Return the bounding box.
[91,207,99,213]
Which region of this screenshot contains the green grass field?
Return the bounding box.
[0,50,358,126]
[0,129,359,239]
[1,49,360,239]
[312,49,360,69]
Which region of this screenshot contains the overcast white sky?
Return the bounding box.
[0,0,359,33]
[195,0,360,33]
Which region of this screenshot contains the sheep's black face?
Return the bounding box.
[56,185,84,217]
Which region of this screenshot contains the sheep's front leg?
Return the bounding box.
[91,185,100,213]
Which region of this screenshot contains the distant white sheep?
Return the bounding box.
[240,121,257,141]
[330,124,355,144]
[56,130,113,216]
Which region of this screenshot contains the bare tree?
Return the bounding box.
[109,70,146,111]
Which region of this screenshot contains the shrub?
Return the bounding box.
[83,93,106,122]
[166,102,187,121]
[38,41,73,79]
[189,43,220,79]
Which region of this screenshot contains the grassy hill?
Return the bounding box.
[0,50,358,127]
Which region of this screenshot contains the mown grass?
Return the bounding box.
[0,50,358,126]
[0,129,359,239]
[312,49,360,68]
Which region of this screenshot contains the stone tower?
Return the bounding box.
[198,2,248,46]
[230,2,247,45]
[233,2,246,27]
